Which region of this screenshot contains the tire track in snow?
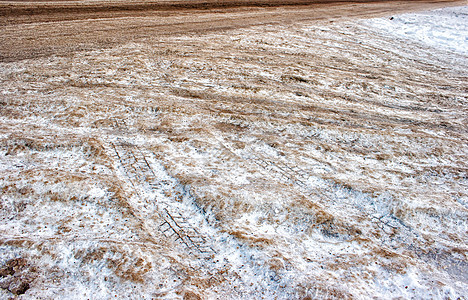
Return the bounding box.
[105,140,216,256]
[255,153,420,242]
[215,134,420,246]
[104,139,294,297]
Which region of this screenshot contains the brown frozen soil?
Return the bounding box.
[0,0,465,61]
[1,0,467,299]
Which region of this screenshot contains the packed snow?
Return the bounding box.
[364,6,468,55]
[0,4,467,300]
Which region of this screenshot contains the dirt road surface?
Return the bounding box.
[0,0,465,61]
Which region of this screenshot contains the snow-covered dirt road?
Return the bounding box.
[0,2,467,299]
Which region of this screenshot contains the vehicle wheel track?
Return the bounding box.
[105,140,216,257]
